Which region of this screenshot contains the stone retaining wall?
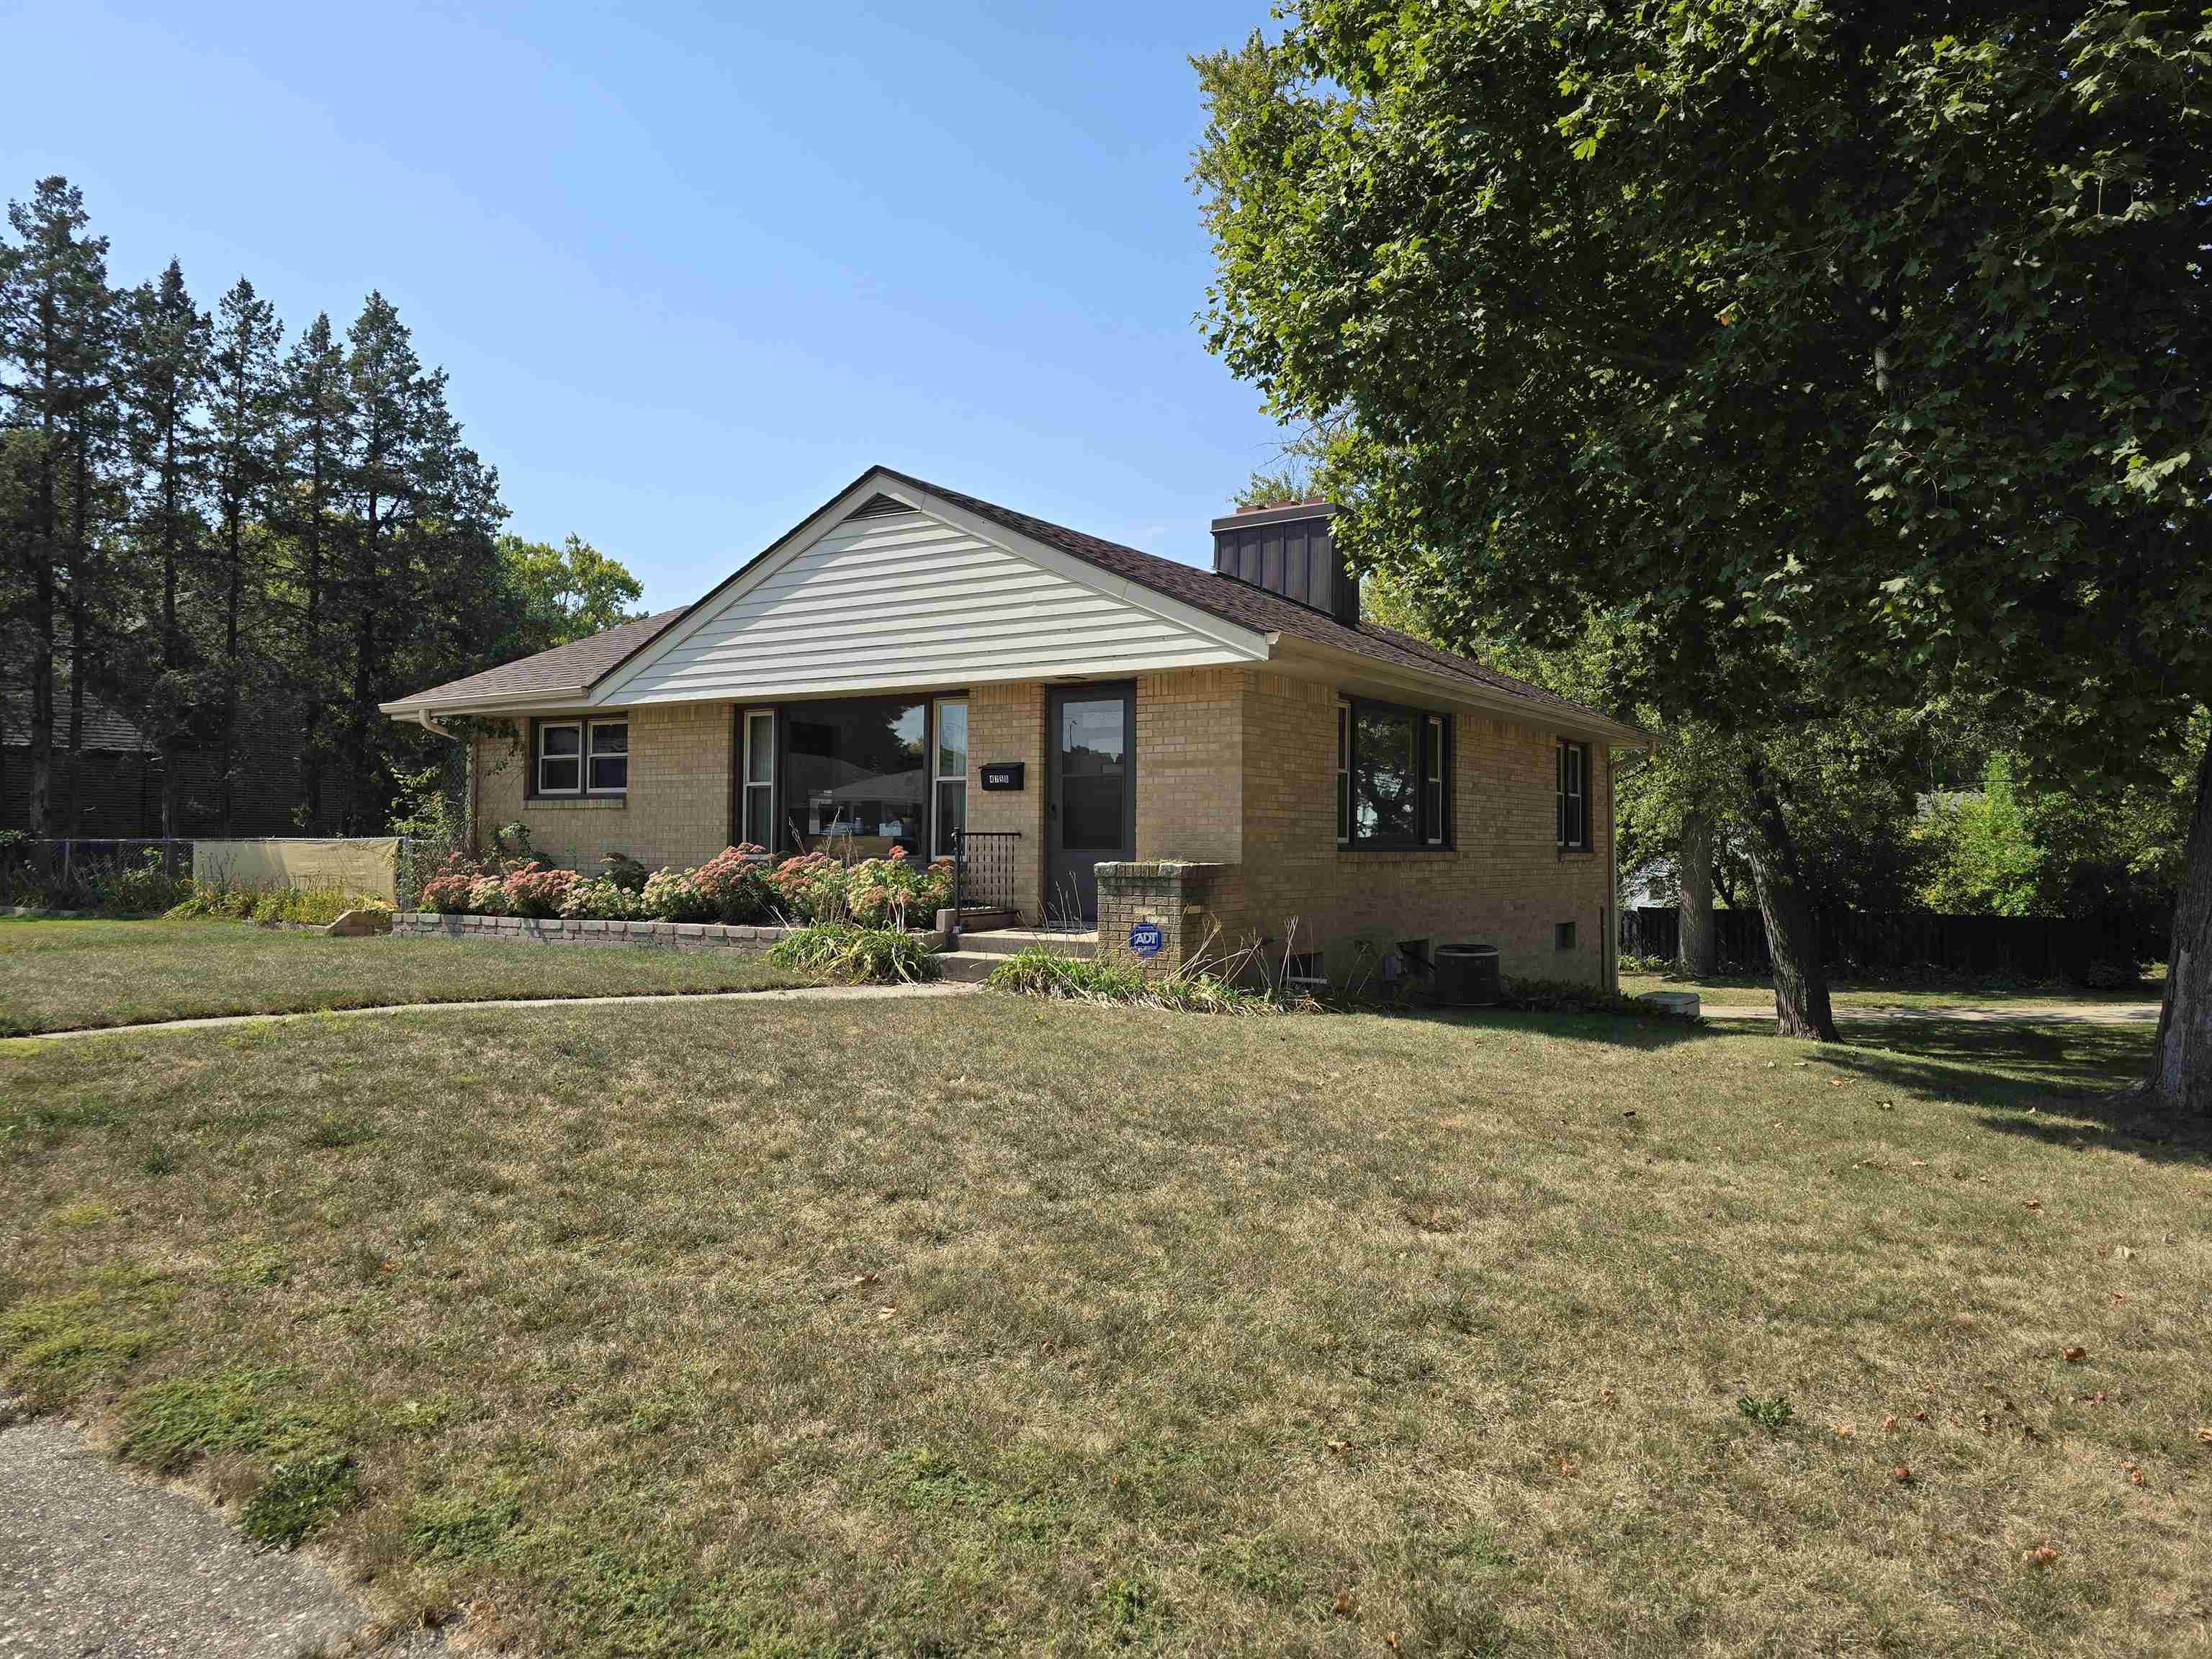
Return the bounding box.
[393,912,794,953]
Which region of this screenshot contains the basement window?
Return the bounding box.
[1555,921,1577,953]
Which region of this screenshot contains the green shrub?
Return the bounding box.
[768,922,941,983]
[167,882,387,927]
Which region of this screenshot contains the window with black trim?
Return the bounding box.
[534,717,628,798]
[1339,696,1451,850]
[1556,738,1590,850]
[1335,701,1351,845]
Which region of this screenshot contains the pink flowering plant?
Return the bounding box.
[844,849,954,927]
[502,862,580,919]
[693,844,774,924]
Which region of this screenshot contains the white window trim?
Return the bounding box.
[536,719,583,796]
[1424,714,1446,846]
[586,719,629,797]
[742,708,775,848]
[932,696,968,860]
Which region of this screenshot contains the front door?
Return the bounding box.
[1046,683,1134,927]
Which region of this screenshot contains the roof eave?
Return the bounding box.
[1268,637,1647,745]
[377,685,591,721]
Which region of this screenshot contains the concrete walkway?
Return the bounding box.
[0,1415,441,1658]
[4,979,979,1046]
[1697,1001,2160,1028]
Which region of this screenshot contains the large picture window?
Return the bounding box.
[1557,738,1591,850]
[534,717,627,798]
[1339,696,1450,850]
[783,697,927,857]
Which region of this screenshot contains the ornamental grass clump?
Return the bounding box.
[767,922,940,984]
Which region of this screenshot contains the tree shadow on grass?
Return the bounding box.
[1815,1017,2211,1168]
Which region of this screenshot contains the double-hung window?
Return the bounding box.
[534,717,628,798]
[741,709,775,848]
[1339,696,1450,849]
[1556,738,1591,850]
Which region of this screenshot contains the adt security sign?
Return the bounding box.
[1128,921,1164,959]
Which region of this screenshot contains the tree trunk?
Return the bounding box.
[1678,810,1717,976]
[1740,764,1840,1042]
[27,570,54,840]
[2138,725,2212,1115]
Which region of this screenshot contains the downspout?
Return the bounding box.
[414,706,475,860]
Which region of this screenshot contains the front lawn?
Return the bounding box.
[0,917,824,1035]
[1620,968,2162,1011]
[3,998,2204,1656]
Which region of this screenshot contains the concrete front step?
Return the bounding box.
[948,928,1097,959]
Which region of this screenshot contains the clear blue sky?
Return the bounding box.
[4,1,1290,609]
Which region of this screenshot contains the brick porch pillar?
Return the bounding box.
[1094,860,1232,977]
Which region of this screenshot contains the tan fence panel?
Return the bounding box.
[192,838,401,903]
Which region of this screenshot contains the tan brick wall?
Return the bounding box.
[1227,671,1614,988]
[472,703,734,874]
[965,680,1048,917]
[465,670,1615,988]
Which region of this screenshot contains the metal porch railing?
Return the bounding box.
[949,830,1021,943]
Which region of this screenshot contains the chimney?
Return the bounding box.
[1210,500,1357,624]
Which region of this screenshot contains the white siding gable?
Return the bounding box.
[598,501,1267,706]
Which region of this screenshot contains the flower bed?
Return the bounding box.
[414,843,953,930]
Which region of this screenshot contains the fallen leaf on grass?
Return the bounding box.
[2022,1200,2043,1212]
[1599,1385,1615,1406]
[2077,1390,2107,1404]
[1333,1590,1355,1619]
[1327,1439,1350,1455]
[2063,1346,2087,1363]
[876,1305,898,1321]
[1883,1415,1898,1432]
[1832,1422,1855,1439]
[2024,1544,2059,1568]
[2200,1428,2212,1444]
[1557,1456,1578,1477]
[1891,1465,1912,1485]
[1912,1408,1928,1422]
[2126,1465,2147,1487]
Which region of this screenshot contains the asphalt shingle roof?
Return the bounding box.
[389,469,1629,736]
[392,607,689,711]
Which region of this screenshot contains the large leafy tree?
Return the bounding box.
[492,531,644,659]
[1196,5,2212,1098]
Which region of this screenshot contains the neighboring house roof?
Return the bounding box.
[0,676,157,754]
[383,466,1642,742]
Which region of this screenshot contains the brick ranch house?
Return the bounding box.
[381,467,1642,986]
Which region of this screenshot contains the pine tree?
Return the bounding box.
[120,258,211,836]
[0,178,115,837]
[206,277,282,833]
[276,311,349,830]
